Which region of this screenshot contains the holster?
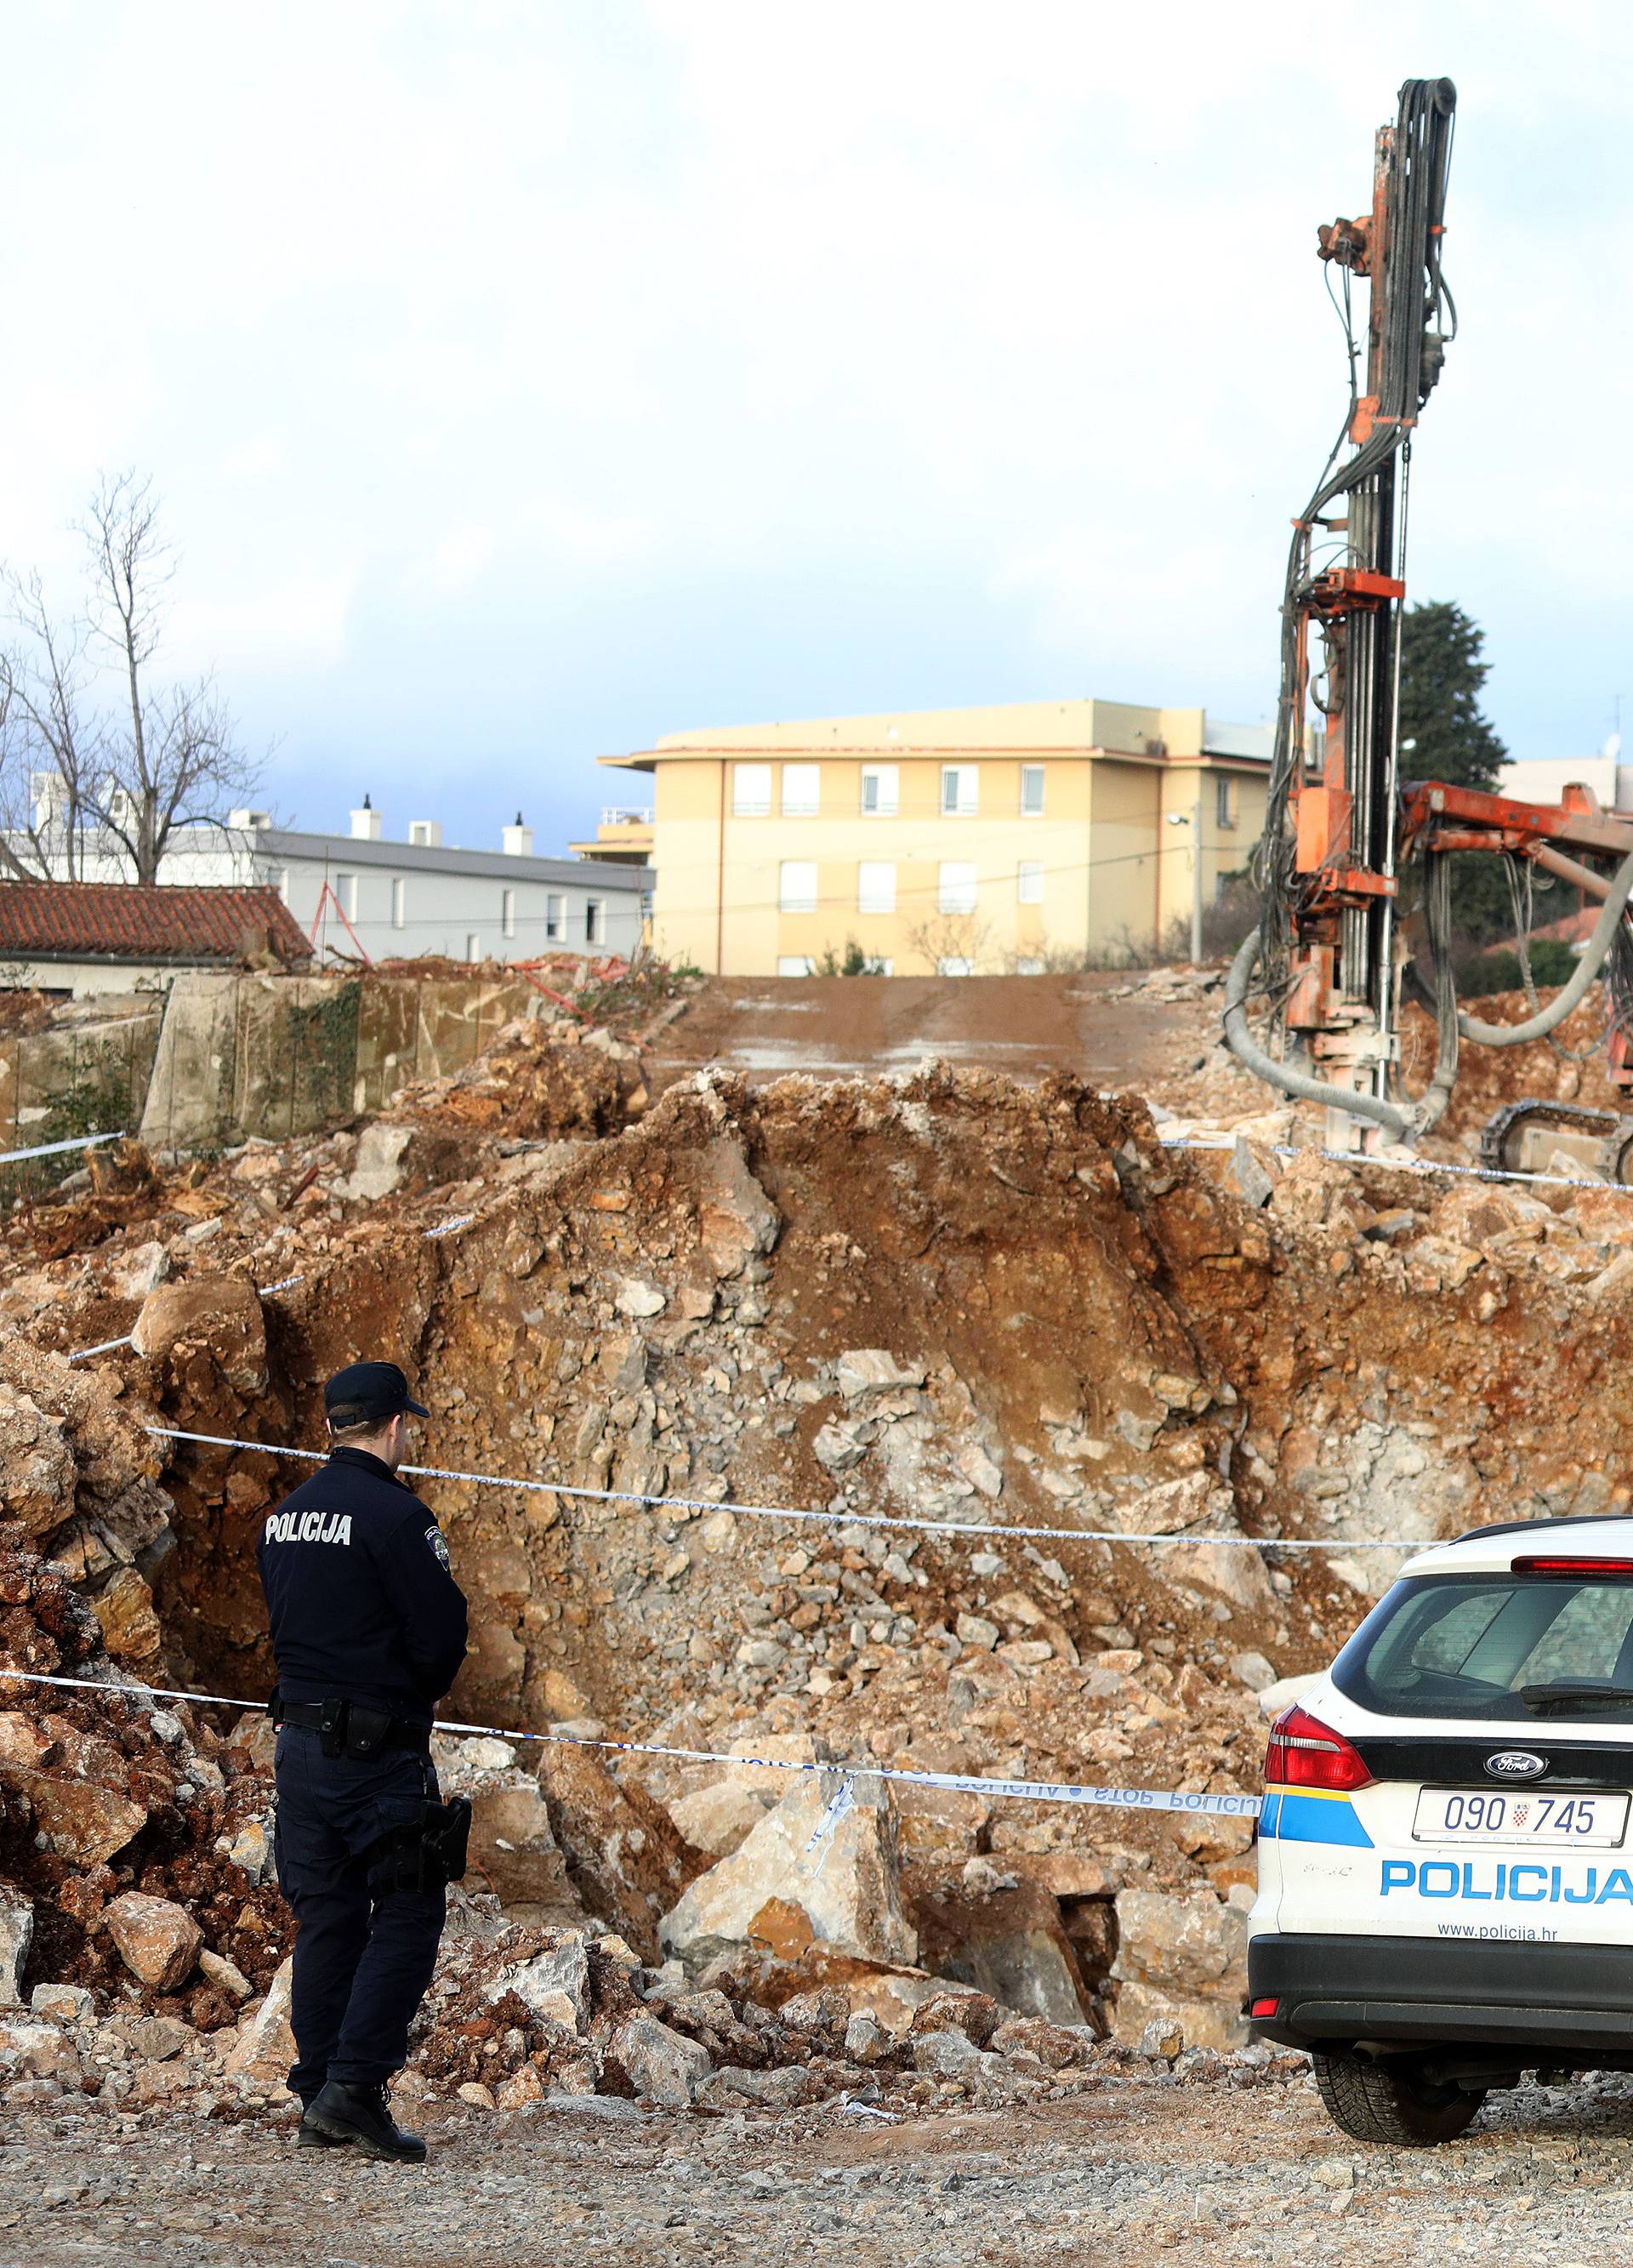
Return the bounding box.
[367,1797,473,1893]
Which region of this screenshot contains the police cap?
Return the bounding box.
[323,1361,430,1427]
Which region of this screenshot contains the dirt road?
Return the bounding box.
[647,973,1209,1091]
[12,2069,1633,2267]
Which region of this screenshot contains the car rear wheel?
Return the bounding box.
[1311,2049,1485,2146]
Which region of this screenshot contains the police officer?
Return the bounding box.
[257,1361,468,2163]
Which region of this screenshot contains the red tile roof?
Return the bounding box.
[0,881,311,966]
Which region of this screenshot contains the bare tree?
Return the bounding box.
[0,571,101,880]
[0,473,261,886]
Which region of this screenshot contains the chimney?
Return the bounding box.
[502,810,535,858]
[350,793,383,842]
[408,819,442,848]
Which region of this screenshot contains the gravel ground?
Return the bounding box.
[13,2068,1633,2266]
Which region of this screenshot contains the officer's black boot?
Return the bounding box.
[303,2078,427,2163]
[295,2092,344,2148]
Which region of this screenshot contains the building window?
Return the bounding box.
[782,763,820,818]
[777,954,815,977]
[391,877,406,929]
[545,893,564,941]
[862,955,893,975]
[858,861,896,915]
[466,933,481,962]
[336,871,357,920]
[1016,957,1044,975]
[940,764,979,817]
[937,956,974,977]
[732,763,771,817]
[1216,775,1238,829]
[861,763,898,817]
[938,861,978,915]
[502,887,516,939]
[1017,860,1044,905]
[1020,764,1045,817]
[586,898,604,944]
[779,860,818,914]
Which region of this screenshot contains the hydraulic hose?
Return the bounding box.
[1458,839,1633,1046]
[1222,932,1414,1143]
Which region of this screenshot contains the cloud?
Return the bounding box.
[168,574,357,675]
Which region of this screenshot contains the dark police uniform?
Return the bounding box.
[257,1371,467,2119]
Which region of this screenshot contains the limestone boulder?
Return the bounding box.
[0,1895,31,2005]
[536,1742,701,1960]
[1110,1886,1246,2049]
[488,1935,590,2032]
[695,1137,780,1280]
[467,1781,578,1913]
[0,1766,145,1868]
[131,1274,267,1395]
[667,1781,774,1860]
[610,2010,713,2108]
[91,1568,163,1664]
[224,1955,295,2079]
[660,1772,917,1971]
[103,1893,202,1992]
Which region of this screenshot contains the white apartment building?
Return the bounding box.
[14,789,646,967]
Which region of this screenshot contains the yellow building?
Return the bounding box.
[605,698,1270,977]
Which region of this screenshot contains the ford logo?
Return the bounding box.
[1485,1750,1547,1781]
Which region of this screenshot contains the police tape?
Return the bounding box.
[1158,1129,1633,1198]
[68,1211,481,1363]
[0,1128,128,1167]
[144,1422,1423,1553]
[0,1663,1264,1820]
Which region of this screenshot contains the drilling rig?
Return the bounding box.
[1223,77,1633,1182]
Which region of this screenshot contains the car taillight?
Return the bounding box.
[1263,1702,1372,1792]
[1512,1556,1633,1577]
[1249,1997,1280,2019]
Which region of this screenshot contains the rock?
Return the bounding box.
[843,2010,896,2066]
[835,1350,928,1398]
[1229,1650,1277,1693]
[454,1737,517,1773]
[0,1767,146,1868]
[1118,1978,1244,2052]
[695,1137,781,1279]
[611,2010,713,2108]
[337,1122,413,1201]
[1112,1887,1247,2000]
[667,1781,774,1859]
[103,1893,202,1992]
[0,2020,80,2081]
[224,1956,295,2080]
[106,1240,170,1302]
[908,1992,1000,2048]
[535,1744,697,1961]
[988,2015,1090,2070]
[467,1782,576,1911]
[954,1613,1000,1650]
[911,2028,984,2077]
[698,2064,817,2109]
[812,1423,867,1473]
[457,2081,497,2109]
[0,1895,31,2005]
[615,1279,667,1319]
[489,1937,590,2032]
[91,1567,163,1662]
[130,1274,267,1394]
[127,2014,191,2062]
[229,1819,270,1884]
[197,1950,252,2002]
[660,1773,916,1970]
[954,1925,1090,2028]
[0,1383,76,1536]
[30,1983,89,2024]
[1256,1672,1323,1720]
[1139,2017,1185,2060]
[1229,1137,1280,1210]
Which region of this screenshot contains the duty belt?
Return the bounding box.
[271,1694,430,1758]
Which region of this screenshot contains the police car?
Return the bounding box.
[1249,1516,1633,2145]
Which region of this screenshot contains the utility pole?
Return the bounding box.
[1191,790,1203,965]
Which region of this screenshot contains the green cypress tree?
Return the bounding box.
[1397,599,1513,937]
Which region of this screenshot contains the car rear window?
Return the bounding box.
[1332,1571,1633,1721]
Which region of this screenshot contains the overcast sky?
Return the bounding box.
[2,2,1628,852]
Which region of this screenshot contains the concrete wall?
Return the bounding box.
[138,970,543,1152]
[0,1011,161,1154]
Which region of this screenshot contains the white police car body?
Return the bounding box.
[1249,1516,1633,2144]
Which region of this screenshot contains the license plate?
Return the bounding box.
[1413,1787,1630,1847]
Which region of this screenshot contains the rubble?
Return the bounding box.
[8,975,1633,2101]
